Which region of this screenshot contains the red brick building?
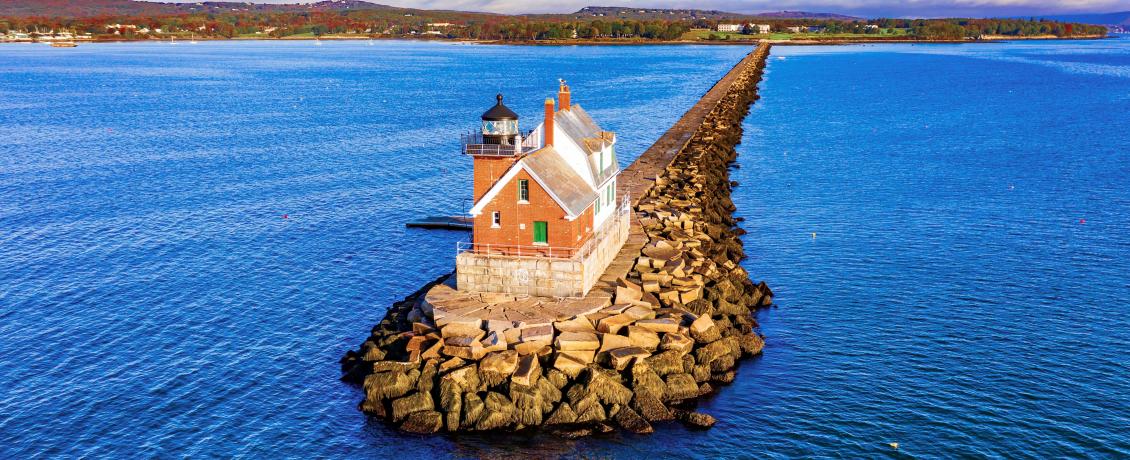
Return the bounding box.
[464,82,622,258]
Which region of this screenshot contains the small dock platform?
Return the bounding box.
[406,216,473,230]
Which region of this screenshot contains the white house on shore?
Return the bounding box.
[718,23,771,34]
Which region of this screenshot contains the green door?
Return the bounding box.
[533,221,548,244]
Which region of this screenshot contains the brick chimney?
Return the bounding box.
[558,80,571,111]
[544,97,555,146]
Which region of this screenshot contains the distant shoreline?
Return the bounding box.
[501,34,1110,46]
[2,34,1110,47]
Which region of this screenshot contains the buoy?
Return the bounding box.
[1079,218,1085,224]
[889,442,899,449]
[811,232,816,239]
[283,214,289,219]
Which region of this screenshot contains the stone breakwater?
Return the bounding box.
[340,43,773,436]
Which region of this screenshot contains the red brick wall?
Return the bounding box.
[473,170,594,256]
[472,156,519,202]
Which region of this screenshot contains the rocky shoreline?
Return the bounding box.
[340,43,773,436]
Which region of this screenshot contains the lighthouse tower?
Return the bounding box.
[457,82,628,298]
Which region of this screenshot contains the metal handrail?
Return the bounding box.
[461,128,544,156]
[456,241,579,259]
[457,194,630,261]
[462,144,517,156]
[521,126,543,150]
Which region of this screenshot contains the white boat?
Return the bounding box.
[190,33,197,44]
[315,38,323,46]
[48,29,78,47]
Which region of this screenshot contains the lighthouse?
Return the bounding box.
[456,81,629,298]
[480,94,519,146]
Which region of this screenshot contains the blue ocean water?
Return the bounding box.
[731,38,1130,457]
[1,37,1128,458]
[0,40,749,457]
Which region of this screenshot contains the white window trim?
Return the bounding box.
[491,211,501,228]
[517,179,530,204]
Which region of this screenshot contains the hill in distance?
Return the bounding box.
[0,0,859,21]
[1038,11,1130,26]
[0,0,407,18]
[569,6,860,21]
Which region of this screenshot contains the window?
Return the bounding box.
[491,211,501,228]
[533,221,548,244]
[596,196,601,214]
[518,179,529,202]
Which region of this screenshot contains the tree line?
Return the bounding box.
[0,10,1107,41]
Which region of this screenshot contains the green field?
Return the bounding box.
[236,31,282,38]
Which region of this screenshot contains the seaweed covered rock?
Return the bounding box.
[401,411,444,434]
[585,367,634,406]
[475,391,516,430]
[364,370,415,402]
[631,391,674,422]
[674,409,717,429]
[545,402,578,425]
[391,391,434,422]
[663,373,700,401]
[614,405,654,434]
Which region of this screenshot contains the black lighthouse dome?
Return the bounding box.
[480,94,519,145]
[481,93,519,121]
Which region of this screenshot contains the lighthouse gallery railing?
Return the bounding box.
[460,126,544,157]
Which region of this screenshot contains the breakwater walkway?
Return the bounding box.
[593,43,773,297]
[341,43,773,436]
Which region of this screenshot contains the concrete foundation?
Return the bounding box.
[456,205,629,298]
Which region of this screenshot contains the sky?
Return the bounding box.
[217,0,1129,17]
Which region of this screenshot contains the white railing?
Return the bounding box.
[460,132,517,156]
[456,195,630,261]
[455,241,580,259]
[521,125,543,151]
[460,127,543,157]
[462,143,517,156]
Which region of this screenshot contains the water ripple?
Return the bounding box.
[0,40,753,457]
